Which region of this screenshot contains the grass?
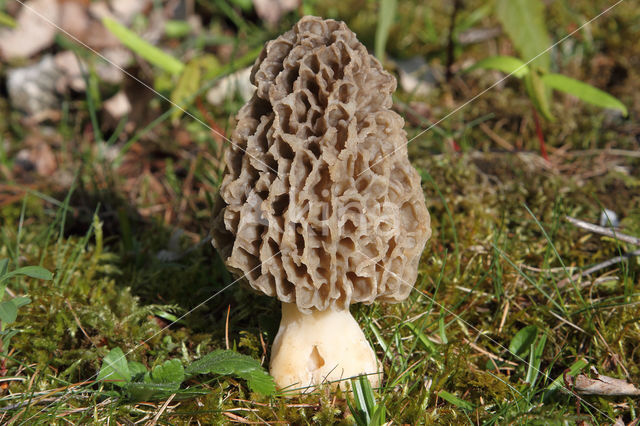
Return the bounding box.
[1,0,639,424]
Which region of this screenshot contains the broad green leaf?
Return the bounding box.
[124,360,184,401]
[374,0,397,60]
[525,71,554,121]
[0,301,18,324]
[438,390,474,411]
[509,325,538,358]
[0,11,16,28]
[103,17,184,75]
[542,73,628,116]
[11,296,31,309]
[495,0,551,71]
[147,359,184,385]
[98,347,131,387]
[186,350,275,395]
[128,361,148,378]
[126,381,177,401]
[9,266,53,281]
[465,56,530,78]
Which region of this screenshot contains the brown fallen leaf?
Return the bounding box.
[568,367,640,396]
[0,0,59,60]
[253,0,299,25]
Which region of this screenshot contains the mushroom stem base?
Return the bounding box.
[269,303,381,393]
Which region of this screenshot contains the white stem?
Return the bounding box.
[269,302,381,393]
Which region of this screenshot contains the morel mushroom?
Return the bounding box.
[212,16,430,392]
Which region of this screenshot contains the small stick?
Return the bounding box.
[565,216,640,246]
[558,249,640,287]
[498,301,509,334]
[146,393,176,426]
[65,300,97,348]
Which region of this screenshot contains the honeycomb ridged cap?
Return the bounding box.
[212,16,431,313]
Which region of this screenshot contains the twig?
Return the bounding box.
[565,216,640,246]
[65,300,97,348]
[479,122,514,151]
[464,339,518,367]
[146,393,176,426]
[558,249,640,288]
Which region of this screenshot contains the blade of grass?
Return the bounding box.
[374,0,397,60]
[102,17,185,75]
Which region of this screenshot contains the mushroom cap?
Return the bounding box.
[212,16,431,313]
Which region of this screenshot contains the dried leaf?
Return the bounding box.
[0,0,59,60]
[253,0,299,25]
[570,368,640,396]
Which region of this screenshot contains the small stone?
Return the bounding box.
[206,67,254,106]
[599,209,619,228]
[8,55,62,115]
[104,91,132,120]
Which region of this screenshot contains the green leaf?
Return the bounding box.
[546,358,588,392]
[509,325,538,358]
[170,59,203,121]
[98,347,131,387]
[11,296,31,309]
[128,361,148,378]
[1,264,53,285]
[525,333,547,386]
[126,381,177,401]
[1,330,19,353]
[0,11,16,28]
[165,20,191,39]
[369,405,386,426]
[8,266,53,281]
[465,56,530,78]
[438,390,474,411]
[186,350,275,395]
[102,17,184,75]
[541,73,628,116]
[495,0,551,71]
[374,0,397,60]
[525,71,554,121]
[0,301,18,324]
[147,359,184,386]
[348,376,384,426]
